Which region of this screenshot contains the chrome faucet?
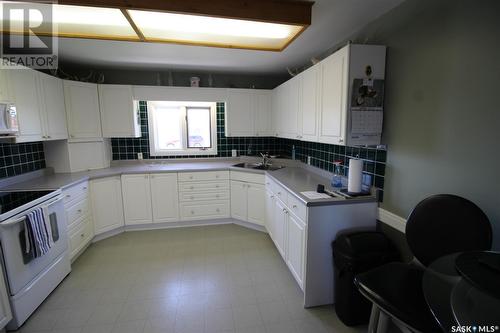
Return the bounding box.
[260,152,272,168]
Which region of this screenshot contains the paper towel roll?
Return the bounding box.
[348,159,363,193]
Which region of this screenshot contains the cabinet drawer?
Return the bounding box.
[178,171,229,182]
[287,193,307,221]
[230,171,265,184]
[180,200,230,220]
[66,198,90,226]
[179,181,229,192]
[69,217,93,258]
[63,181,89,205]
[265,177,287,205]
[179,191,230,202]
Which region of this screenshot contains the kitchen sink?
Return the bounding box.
[233,162,285,171]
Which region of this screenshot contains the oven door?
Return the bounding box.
[0,196,68,296]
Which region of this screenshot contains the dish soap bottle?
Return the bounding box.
[331,161,343,188]
[292,145,296,160]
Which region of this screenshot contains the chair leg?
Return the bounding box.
[377,311,391,333]
[368,304,380,333]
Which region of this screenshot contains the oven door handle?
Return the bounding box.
[0,196,63,228]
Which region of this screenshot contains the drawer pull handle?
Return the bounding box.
[283,208,287,212]
[80,233,85,238]
[277,192,281,195]
[66,194,71,198]
[83,187,87,190]
[270,195,274,198]
[77,209,82,213]
[215,185,219,188]
[293,205,297,208]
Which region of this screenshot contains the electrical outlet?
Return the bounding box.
[232,149,237,157]
[307,156,311,165]
[137,152,143,160]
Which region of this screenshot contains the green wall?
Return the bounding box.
[348,0,500,249]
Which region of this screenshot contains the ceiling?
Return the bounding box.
[57,0,405,74]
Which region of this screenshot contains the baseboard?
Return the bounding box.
[378,208,406,233]
[124,218,234,231]
[233,220,267,233]
[90,218,266,245]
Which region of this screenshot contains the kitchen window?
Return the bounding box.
[148,101,217,156]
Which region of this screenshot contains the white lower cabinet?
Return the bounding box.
[90,176,124,235]
[122,174,153,225]
[121,173,180,225]
[272,198,288,258]
[266,176,307,290]
[150,174,179,223]
[230,181,247,221]
[230,171,266,226]
[286,212,306,287]
[178,171,230,220]
[62,181,94,260]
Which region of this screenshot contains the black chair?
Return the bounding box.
[354,194,493,333]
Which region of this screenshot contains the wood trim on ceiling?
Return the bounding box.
[32,0,314,26]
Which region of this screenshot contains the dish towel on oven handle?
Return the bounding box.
[24,207,53,258]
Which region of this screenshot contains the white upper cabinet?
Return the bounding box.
[298,64,320,142]
[226,89,254,137]
[38,73,68,140]
[0,70,12,102]
[150,173,179,223]
[64,80,102,140]
[91,176,124,235]
[225,89,273,137]
[318,46,349,145]
[98,84,140,138]
[253,91,272,136]
[8,69,44,142]
[121,174,153,225]
[272,78,299,139]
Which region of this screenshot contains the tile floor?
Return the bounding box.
[16,224,366,333]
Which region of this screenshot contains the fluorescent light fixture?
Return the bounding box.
[1,3,139,41]
[0,2,308,50]
[127,10,304,50]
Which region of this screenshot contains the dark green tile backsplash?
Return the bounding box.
[111,101,387,199]
[0,142,46,179]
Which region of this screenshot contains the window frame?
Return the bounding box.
[147,101,217,157]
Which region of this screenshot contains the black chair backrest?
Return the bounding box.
[405,194,492,267]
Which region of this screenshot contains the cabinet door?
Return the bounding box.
[265,190,275,237]
[91,176,124,235]
[0,263,12,329]
[273,199,287,258]
[287,212,306,288]
[226,89,254,137]
[299,65,320,142]
[38,73,68,140]
[121,174,153,225]
[247,183,265,226]
[254,91,272,136]
[98,84,140,138]
[282,79,300,139]
[230,180,247,221]
[318,47,349,145]
[150,173,179,223]
[9,69,44,141]
[0,70,12,102]
[64,80,102,139]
